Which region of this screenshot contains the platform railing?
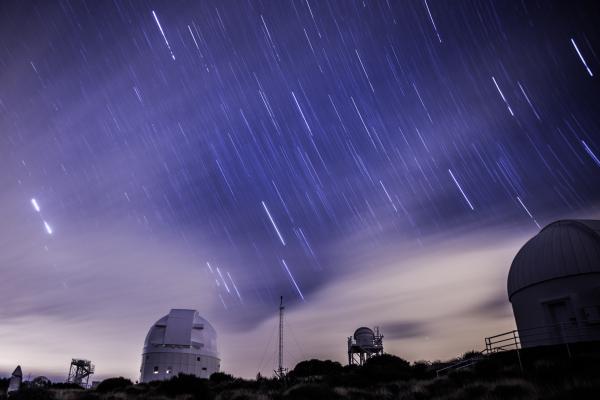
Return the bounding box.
[437,322,596,376]
[484,322,594,354]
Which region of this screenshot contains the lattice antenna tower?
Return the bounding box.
[274,296,288,379]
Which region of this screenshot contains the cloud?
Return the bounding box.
[217,227,528,377]
[470,293,513,318]
[380,321,430,339]
[0,189,219,380]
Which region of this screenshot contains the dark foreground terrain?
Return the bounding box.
[3,344,600,400]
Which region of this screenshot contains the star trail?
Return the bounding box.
[1,0,600,344]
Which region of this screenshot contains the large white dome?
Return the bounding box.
[140,309,219,382]
[143,309,218,357]
[507,220,600,299]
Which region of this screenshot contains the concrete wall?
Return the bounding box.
[510,273,600,348]
[140,352,220,382]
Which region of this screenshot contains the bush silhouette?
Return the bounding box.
[7,387,55,400]
[73,391,101,400]
[157,373,212,399]
[457,383,489,400]
[95,377,132,393]
[50,382,84,389]
[361,354,411,382]
[284,383,343,400]
[209,372,235,384]
[0,378,9,393]
[421,377,457,398]
[462,350,482,360]
[411,361,435,380]
[289,359,344,379]
[490,381,533,399]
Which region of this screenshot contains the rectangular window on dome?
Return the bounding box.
[153,366,159,374]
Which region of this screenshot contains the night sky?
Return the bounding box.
[1,0,600,380]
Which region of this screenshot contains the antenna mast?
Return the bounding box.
[275,296,287,378]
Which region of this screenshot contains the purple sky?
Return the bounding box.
[1,0,600,381]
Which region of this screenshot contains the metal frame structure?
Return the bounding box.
[484,322,594,354]
[347,327,384,365]
[274,296,288,379]
[67,359,95,388]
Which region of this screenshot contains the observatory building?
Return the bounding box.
[508,220,600,347]
[140,309,220,382]
[7,366,22,395]
[347,327,384,365]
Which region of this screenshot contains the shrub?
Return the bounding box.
[411,361,435,380]
[490,380,533,399]
[531,359,571,383]
[379,382,415,400]
[462,350,482,360]
[289,359,344,379]
[210,372,236,384]
[448,368,476,385]
[335,386,385,400]
[471,358,502,380]
[544,384,600,400]
[421,377,456,398]
[457,383,489,400]
[284,384,343,400]
[361,354,412,382]
[216,389,271,400]
[73,392,101,400]
[157,373,213,399]
[95,377,133,393]
[8,387,55,400]
[51,382,84,389]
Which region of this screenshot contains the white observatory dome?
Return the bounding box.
[140,309,220,382]
[508,220,600,299]
[507,220,600,347]
[353,327,375,347]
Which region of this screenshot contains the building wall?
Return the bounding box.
[510,273,600,347]
[140,352,220,382]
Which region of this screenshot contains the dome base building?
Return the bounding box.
[508,220,600,348]
[140,309,220,382]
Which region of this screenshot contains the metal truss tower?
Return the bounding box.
[67,359,95,388]
[274,296,288,379]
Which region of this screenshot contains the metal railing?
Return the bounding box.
[484,322,600,372]
[437,322,597,376]
[484,322,595,354]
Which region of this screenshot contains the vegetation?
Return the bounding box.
[94,377,132,393]
[2,345,600,399]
